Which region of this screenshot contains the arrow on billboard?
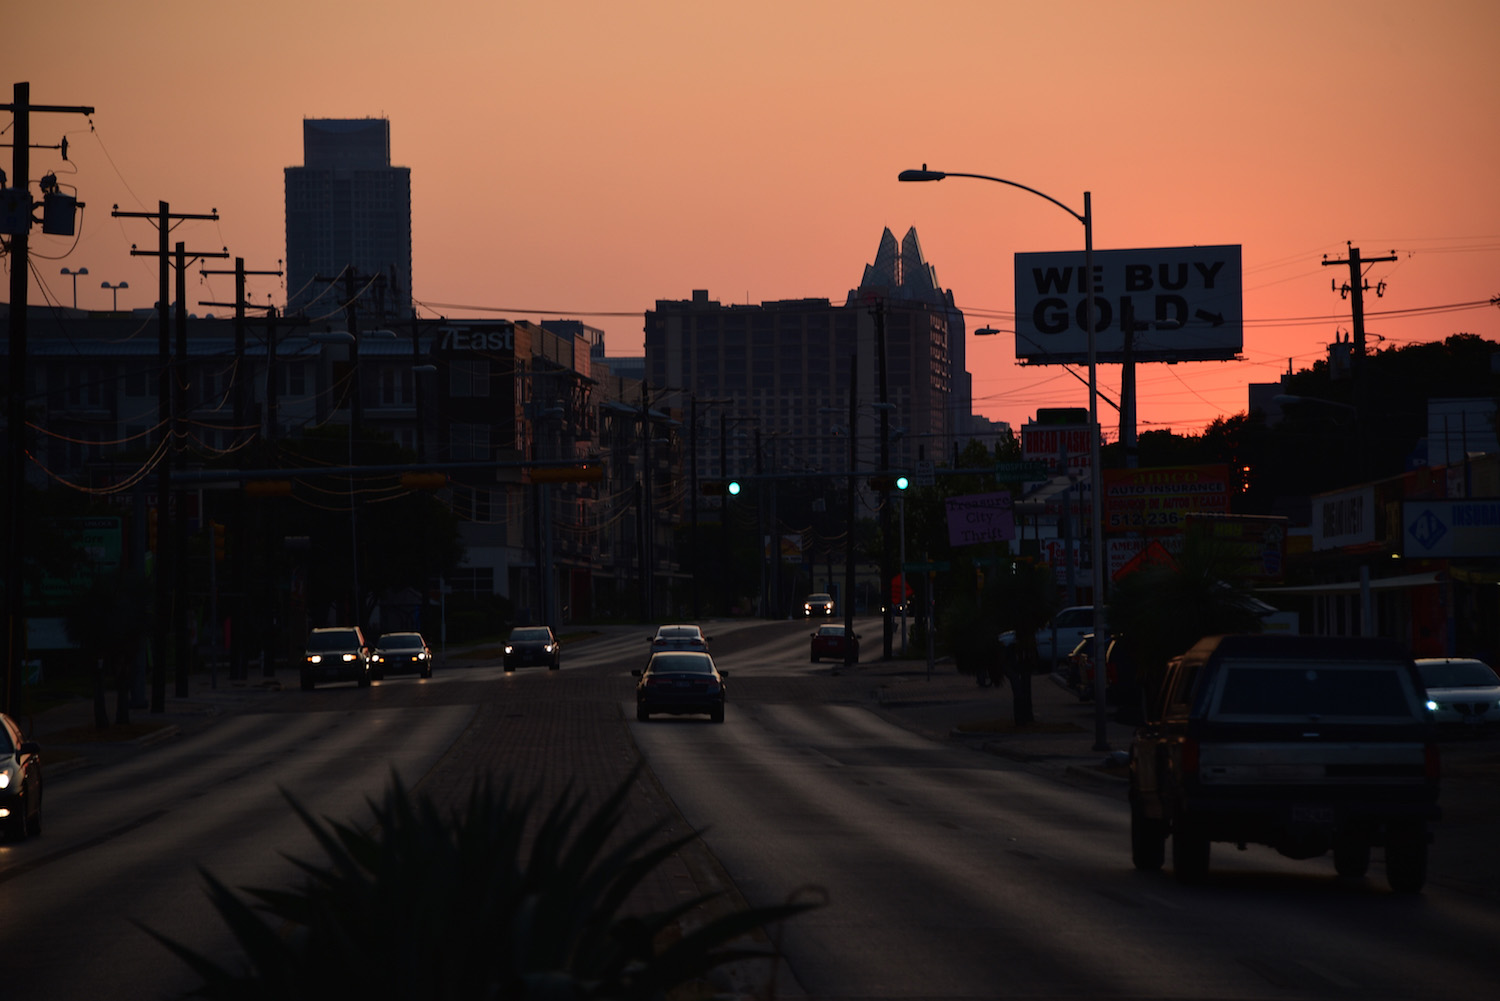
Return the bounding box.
[1195,309,1224,326]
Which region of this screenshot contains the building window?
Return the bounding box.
[447,567,495,596]
[379,365,413,405]
[450,360,489,398]
[280,364,307,397]
[450,423,490,460]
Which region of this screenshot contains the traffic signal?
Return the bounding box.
[868,474,909,491]
[245,479,293,497]
[400,471,448,490]
[212,521,226,562]
[701,480,742,496]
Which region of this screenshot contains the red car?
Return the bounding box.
[810,624,860,663]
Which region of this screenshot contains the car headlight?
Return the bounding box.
[504,645,514,654]
[308,654,323,664]
[0,769,11,790]
[342,653,357,662]
[417,651,427,660]
[1426,699,1441,712]
[544,643,555,653]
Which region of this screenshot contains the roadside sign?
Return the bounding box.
[914,459,935,487]
[1015,244,1242,364]
[995,461,1048,481]
[944,492,1016,546]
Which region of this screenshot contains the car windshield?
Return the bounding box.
[381,634,424,650]
[1214,662,1417,719]
[307,631,359,652]
[808,594,831,603]
[1053,608,1093,629]
[649,653,715,675]
[511,628,552,642]
[1419,660,1499,689]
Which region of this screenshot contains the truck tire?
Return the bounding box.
[1172,818,1210,884]
[1131,801,1167,871]
[1385,826,1428,893]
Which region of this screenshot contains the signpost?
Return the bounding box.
[1014,244,1243,364]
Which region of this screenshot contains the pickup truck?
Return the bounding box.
[1129,634,1440,892]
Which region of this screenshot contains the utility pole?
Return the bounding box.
[874,298,893,660]
[1323,244,1395,480]
[3,82,94,716]
[843,353,858,672]
[113,203,222,709]
[201,258,282,682]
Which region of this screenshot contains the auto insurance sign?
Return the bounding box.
[1014,244,1242,364]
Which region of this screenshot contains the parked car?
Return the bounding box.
[810,624,859,663]
[371,631,433,680]
[1000,604,1101,665]
[1051,632,1124,702]
[632,651,728,722]
[803,593,835,617]
[505,626,560,671]
[301,626,373,690]
[647,624,711,654]
[1415,657,1500,732]
[0,712,42,842]
[1129,634,1440,892]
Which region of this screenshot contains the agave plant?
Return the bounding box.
[145,769,816,1000]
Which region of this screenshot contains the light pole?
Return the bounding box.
[60,265,88,307]
[101,279,128,310]
[900,165,1109,750]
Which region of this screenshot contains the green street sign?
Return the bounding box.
[994,461,1048,481]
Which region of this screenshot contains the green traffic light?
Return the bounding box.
[895,476,909,490]
[727,481,741,495]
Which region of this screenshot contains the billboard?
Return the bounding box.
[945,492,1016,546]
[1014,244,1242,364]
[1102,465,1230,533]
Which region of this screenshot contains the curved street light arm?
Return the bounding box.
[899,168,1085,227]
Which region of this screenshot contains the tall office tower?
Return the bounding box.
[284,118,413,319]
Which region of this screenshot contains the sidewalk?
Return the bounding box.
[853,655,1136,788]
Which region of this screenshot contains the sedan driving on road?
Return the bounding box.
[505,626,560,671]
[301,626,373,690]
[1416,657,1500,732]
[371,631,433,679]
[810,624,859,663]
[633,651,728,722]
[0,711,42,841]
[803,593,835,617]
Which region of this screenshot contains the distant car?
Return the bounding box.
[803,593,835,617]
[632,651,728,722]
[505,626,560,671]
[648,624,711,654]
[1416,657,1500,731]
[0,712,42,842]
[810,624,859,663]
[371,631,433,680]
[301,626,373,690]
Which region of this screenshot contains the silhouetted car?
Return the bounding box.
[372,631,433,679]
[505,626,560,671]
[632,651,728,722]
[0,712,42,842]
[810,624,859,663]
[803,593,835,617]
[648,624,711,654]
[301,626,373,690]
[1416,657,1500,732]
[1003,605,1101,665]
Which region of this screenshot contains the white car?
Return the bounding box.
[1000,605,1101,665]
[1416,657,1500,731]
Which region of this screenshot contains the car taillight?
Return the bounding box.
[1181,737,1200,778]
[1424,742,1441,782]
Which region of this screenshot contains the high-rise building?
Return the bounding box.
[643,227,969,481]
[284,118,413,319]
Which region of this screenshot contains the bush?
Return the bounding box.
[145,769,816,1000]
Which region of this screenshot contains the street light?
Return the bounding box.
[60,266,88,308]
[101,279,128,310]
[900,164,1109,750]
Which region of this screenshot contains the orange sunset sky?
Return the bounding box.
[7,1,1498,436]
